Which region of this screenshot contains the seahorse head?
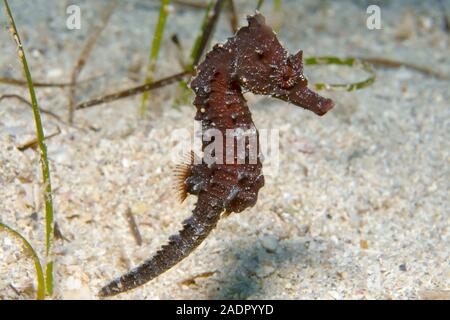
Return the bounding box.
[232,13,334,116]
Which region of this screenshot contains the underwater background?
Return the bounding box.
[0,0,448,299]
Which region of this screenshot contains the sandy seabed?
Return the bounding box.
[0,0,449,299]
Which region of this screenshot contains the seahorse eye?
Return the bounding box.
[278,66,296,89]
[280,74,295,89]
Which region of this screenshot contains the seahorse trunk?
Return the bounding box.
[99,193,223,297]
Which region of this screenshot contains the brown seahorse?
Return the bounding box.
[99,13,334,297]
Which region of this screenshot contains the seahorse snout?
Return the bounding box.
[286,85,334,116]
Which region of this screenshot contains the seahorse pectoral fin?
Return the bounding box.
[98,200,223,297]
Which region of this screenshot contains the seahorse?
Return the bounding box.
[99,13,334,297]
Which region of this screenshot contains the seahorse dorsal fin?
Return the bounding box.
[172,151,195,203]
[222,210,233,218]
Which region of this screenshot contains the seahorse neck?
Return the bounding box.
[191,43,253,134]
